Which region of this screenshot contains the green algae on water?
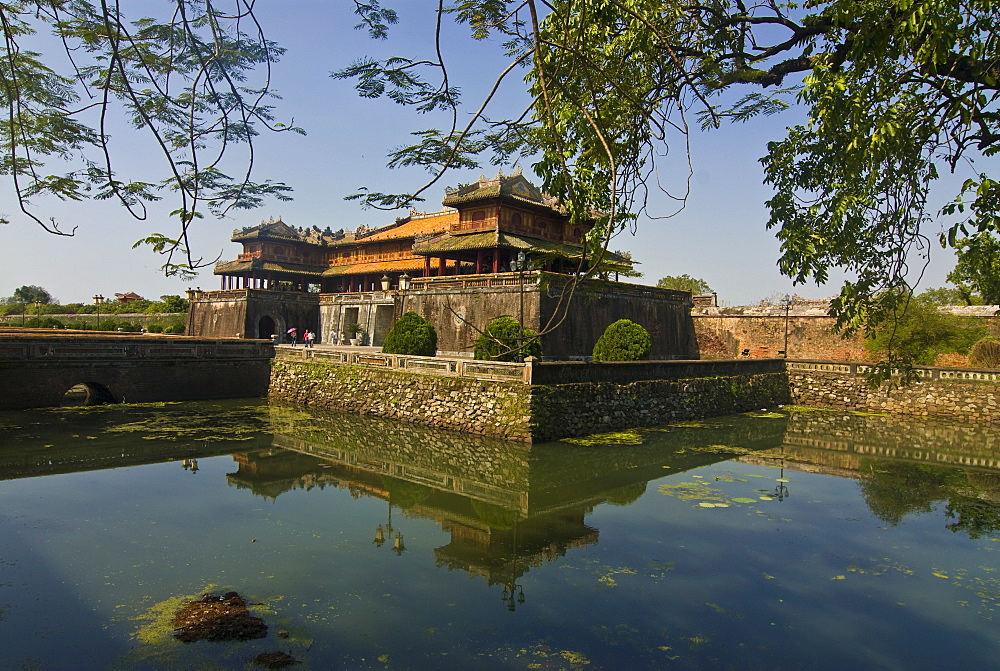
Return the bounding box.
[563,430,644,446]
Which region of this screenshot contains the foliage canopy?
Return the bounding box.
[1,1,302,276]
[947,234,1000,305]
[338,0,1000,356]
[7,285,53,304]
[864,297,987,365]
[656,275,713,294]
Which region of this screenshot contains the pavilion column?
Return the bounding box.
[438,257,446,276]
[476,250,484,274]
[492,252,499,274]
[424,257,431,277]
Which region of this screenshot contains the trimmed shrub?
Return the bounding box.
[592,319,651,361]
[969,338,1000,368]
[381,311,437,356]
[474,315,542,361]
[24,316,65,329]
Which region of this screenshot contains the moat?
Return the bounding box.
[1,400,999,669]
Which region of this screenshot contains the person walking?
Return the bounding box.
[305,330,315,348]
[287,327,297,346]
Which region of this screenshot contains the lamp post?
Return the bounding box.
[781,294,794,358]
[510,251,527,362]
[32,300,42,320]
[397,273,411,320]
[93,294,104,331]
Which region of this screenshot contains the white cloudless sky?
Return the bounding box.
[0,2,964,306]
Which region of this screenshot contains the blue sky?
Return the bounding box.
[0,2,964,306]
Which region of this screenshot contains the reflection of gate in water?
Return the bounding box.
[372,305,395,347]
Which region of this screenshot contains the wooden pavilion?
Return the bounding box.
[213,170,629,293]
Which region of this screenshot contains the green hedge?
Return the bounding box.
[474,315,541,361]
[592,319,651,361]
[382,311,437,356]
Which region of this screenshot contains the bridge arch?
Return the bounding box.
[62,382,117,406]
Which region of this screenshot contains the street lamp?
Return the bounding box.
[397,273,411,320]
[381,275,391,292]
[509,251,528,362]
[781,294,794,358]
[93,294,105,331]
[32,300,42,320]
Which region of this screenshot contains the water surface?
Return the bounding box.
[1,401,998,669]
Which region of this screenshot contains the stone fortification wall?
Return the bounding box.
[693,314,867,360]
[788,362,1000,423]
[530,358,784,384]
[188,289,319,340]
[0,331,273,409]
[693,306,1000,361]
[538,278,696,360]
[269,352,787,442]
[529,373,790,442]
[269,358,534,441]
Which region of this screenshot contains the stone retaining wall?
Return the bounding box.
[269,359,534,441]
[789,369,1000,422]
[529,373,791,442]
[269,354,790,442]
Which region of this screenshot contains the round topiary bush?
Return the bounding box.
[969,337,1000,368]
[382,311,437,356]
[592,319,651,361]
[474,315,542,361]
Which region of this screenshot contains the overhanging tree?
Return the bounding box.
[337,0,1000,366]
[947,233,1000,305]
[1,1,302,277]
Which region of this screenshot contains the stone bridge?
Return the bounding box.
[0,329,273,409]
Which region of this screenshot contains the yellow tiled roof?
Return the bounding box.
[321,258,426,277]
[357,211,456,242]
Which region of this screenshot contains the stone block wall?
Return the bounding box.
[269,355,790,442]
[693,312,1000,362]
[269,359,533,441]
[529,373,791,442]
[0,332,273,409]
[693,315,867,360]
[789,369,1000,422]
[188,289,320,341]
